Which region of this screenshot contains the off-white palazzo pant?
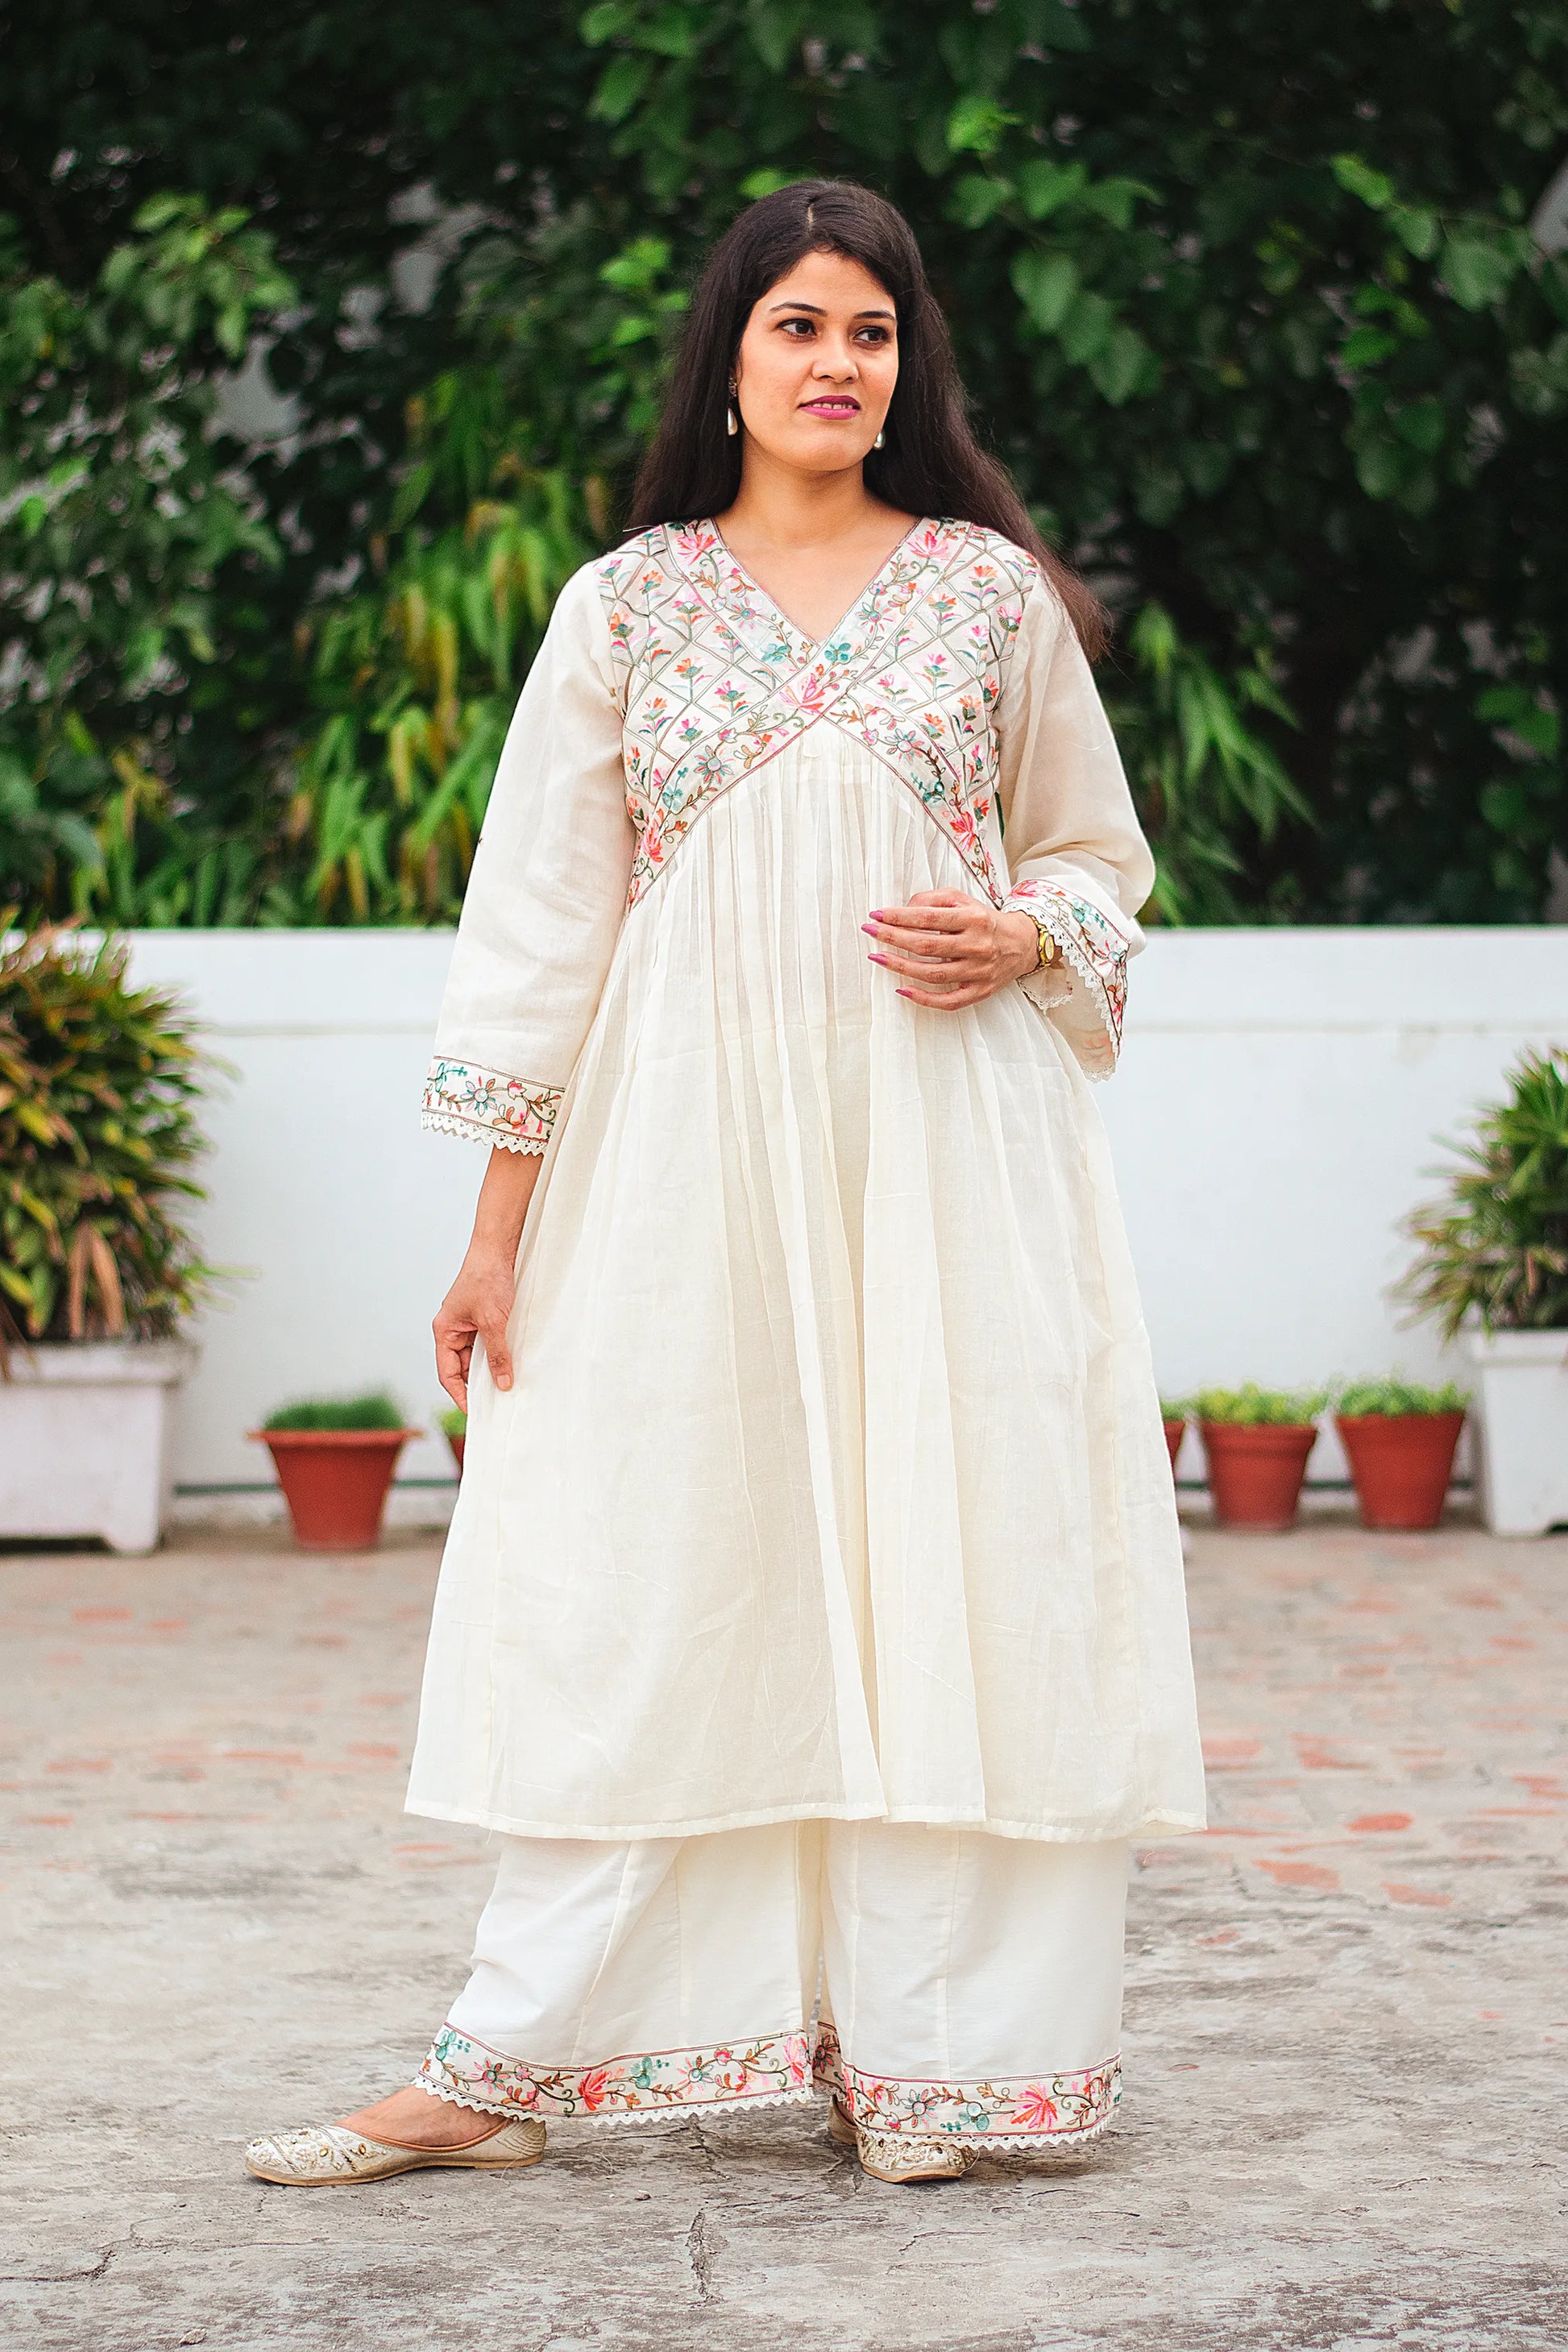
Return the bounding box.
[417,1823,1128,2148]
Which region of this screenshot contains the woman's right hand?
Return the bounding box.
[433,1146,545,1411]
[433,1248,519,1412]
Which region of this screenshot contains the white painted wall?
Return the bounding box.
[118,927,1566,1512]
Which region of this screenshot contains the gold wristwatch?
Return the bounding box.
[1028,916,1061,971]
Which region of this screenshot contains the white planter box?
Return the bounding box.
[0,1341,195,1553]
[1465,1328,1568,1537]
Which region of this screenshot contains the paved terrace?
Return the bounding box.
[1,1513,1565,2352]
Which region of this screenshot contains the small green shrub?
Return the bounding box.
[1158,1399,1187,1423]
[262,1391,407,1433]
[438,1404,467,1438]
[1336,1376,1469,1419]
[1193,1383,1329,1427]
[0,921,220,1350]
[1397,1047,1568,1337]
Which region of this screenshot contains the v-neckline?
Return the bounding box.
[702,516,929,657]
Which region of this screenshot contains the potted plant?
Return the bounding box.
[1396,1047,1568,1537]
[1159,1399,1186,1475]
[0,923,218,1553]
[1193,1385,1328,1530]
[251,1392,421,1552]
[1334,1378,1468,1532]
[440,1404,467,1474]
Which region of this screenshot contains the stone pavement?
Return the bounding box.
[1,1512,1565,2352]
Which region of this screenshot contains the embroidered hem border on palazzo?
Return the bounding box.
[416,2021,1121,2148]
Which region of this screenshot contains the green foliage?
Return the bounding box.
[288,413,593,925]
[1335,1375,1470,1419]
[3,4,1568,922]
[1396,1047,1568,1337]
[0,200,295,913]
[262,1391,409,1431]
[1157,1399,1186,1425]
[1105,605,1309,923]
[439,1404,468,1438]
[1191,1384,1329,1427]
[0,923,219,1347]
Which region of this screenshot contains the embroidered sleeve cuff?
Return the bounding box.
[421,1056,564,1153]
[1004,880,1130,1080]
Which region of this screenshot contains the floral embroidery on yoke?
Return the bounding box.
[420,1057,562,1151]
[418,2018,1119,2145]
[595,517,1036,910]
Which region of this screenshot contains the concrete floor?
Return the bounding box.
[1,1513,1565,2351]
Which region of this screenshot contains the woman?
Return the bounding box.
[247,180,1204,2192]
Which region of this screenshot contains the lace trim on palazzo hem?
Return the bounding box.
[417,2022,815,2124]
[416,2021,1121,2145]
[815,2025,1121,2145]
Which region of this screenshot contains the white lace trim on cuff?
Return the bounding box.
[1005,881,1131,1078]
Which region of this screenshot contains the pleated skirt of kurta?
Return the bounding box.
[407,731,1206,1844]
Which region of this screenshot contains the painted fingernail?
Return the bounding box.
[861,923,881,937]
[896,989,914,999]
[869,952,889,966]
[869,909,887,919]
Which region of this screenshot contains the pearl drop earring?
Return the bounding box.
[873,427,886,450]
[727,392,739,438]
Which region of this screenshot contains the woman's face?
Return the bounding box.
[730,248,899,477]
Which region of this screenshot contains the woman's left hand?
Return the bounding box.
[863,890,1040,1010]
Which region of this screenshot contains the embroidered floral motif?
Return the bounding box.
[814,2024,1121,2144]
[418,2018,1118,2144]
[418,2022,814,2120]
[595,517,1036,913]
[1003,878,1130,1075]
[420,1056,562,1151]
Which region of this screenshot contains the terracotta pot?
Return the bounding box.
[250,1428,417,1551]
[1200,1421,1317,1530]
[446,1430,466,1475]
[1335,1410,1465,1532]
[1163,1417,1186,1473]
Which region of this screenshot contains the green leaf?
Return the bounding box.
[945,95,1018,157]
[1079,176,1159,230]
[1058,291,1115,365]
[745,4,796,73]
[1439,234,1517,311]
[950,175,1014,230]
[1352,433,1408,500]
[1015,160,1087,221]
[1331,153,1395,211]
[1010,248,1079,334]
[1389,204,1440,259]
[588,52,653,122]
[1393,396,1446,454]
[579,2,632,44]
[1339,324,1400,368]
[1089,322,1154,404]
[738,168,802,201]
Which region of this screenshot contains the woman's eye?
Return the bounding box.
[779,317,815,337]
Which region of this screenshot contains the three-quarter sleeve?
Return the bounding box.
[993,575,1155,1078]
[420,562,635,1151]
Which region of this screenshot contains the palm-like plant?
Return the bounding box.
[1396,1047,1568,1338]
[289,442,593,924]
[0,923,218,1352]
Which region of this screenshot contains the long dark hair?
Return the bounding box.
[626,180,1107,659]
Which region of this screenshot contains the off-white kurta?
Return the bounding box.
[409,517,1205,1844]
